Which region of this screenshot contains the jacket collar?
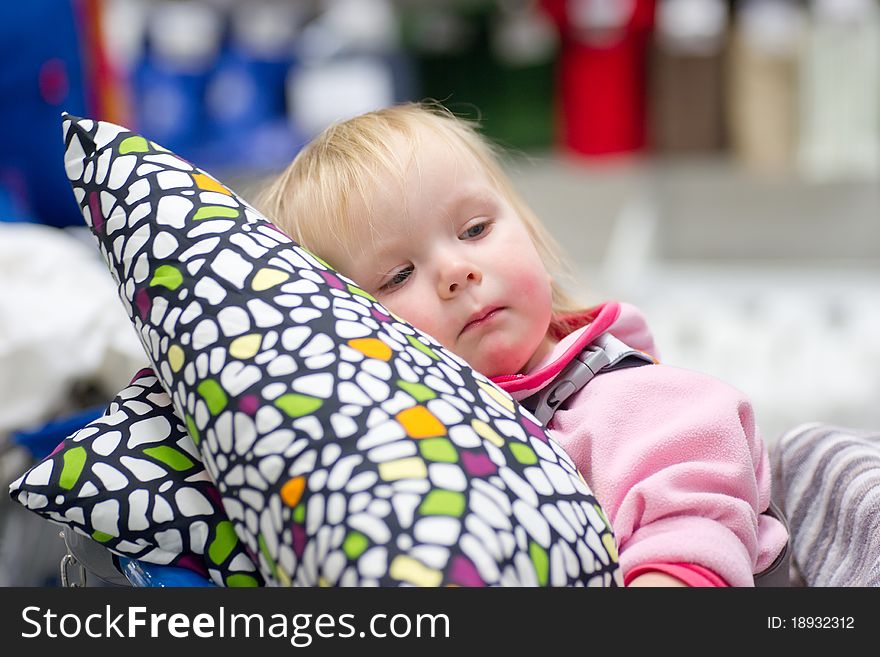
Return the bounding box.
[490,301,620,399]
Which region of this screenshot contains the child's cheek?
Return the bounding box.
[385,300,447,345]
[510,265,550,304]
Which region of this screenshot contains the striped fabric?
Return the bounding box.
[771,423,880,587]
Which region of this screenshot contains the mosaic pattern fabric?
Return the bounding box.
[9,369,262,587]
[60,114,621,586]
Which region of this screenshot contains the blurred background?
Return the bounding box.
[1,0,878,585]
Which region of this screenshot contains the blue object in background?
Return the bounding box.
[206,44,293,136]
[129,0,222,160]
[118,558,217,587]
[12,405,106,460]
[0,176,36,223]
[197,1,310,175]
[200,41,304,173]
[0,1,89,227]
[133,55,211,155]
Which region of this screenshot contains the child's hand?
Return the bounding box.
[627,572,689,587]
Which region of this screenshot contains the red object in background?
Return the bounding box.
[541,0,656,157]
[38,58,70,106]
[74,0,132,126]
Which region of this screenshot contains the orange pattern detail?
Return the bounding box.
[280,476,306,507]
[348,338,392,361]
[396,406,446,439]
[193,173,232,195]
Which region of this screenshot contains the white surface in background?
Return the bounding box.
[591,195,880,443]
[289,58,395,138]
[622,264,880,443]
[508,150,879,445]
[0,224,148,438]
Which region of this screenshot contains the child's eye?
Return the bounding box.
[460,220,491,240]
[380,265,413,291]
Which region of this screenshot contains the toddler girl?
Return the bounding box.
[257,103,789,586]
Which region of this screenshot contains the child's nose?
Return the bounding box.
[439,263,481,299]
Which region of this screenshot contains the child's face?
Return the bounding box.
[323,128,556,377]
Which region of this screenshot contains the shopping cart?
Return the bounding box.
[9,408,216,587]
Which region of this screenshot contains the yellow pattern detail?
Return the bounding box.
[389,555,443,587]
[477,381,515,412]
[229,334,262,360]
[602,533,619,563]
[471,419,504,447]
[378,457,428,481]
[276,567,292,586]
[251,268,289,291]
[168,345,185,372]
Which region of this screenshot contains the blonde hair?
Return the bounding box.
[256,102,584,322]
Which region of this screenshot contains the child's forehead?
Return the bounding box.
[336,123,500,258]
[372,138,489,223]
[388,125,492,199]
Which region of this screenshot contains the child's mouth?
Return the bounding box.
[461,307,504,335]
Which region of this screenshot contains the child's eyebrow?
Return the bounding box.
[361,186,496,268]
[439,187,495,219]
[360,230,407,270]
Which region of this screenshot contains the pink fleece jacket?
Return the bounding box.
[492,302,789,587]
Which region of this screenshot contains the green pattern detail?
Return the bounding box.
[258,534,276,571]
[197,379,228,415]
[59,446,87,491]
[406,335,440,360]
[193,206,240,220]
[275,393,322,418]
[142,445,194,471]
[303,248,332,269]
[150,265,183,290]
[509,442,538,465]
[92,530,113,543]
[397,380,436,402]
[208,521,238,565]
[347,285,376,301]
[293,505,306,524]
[118,136,149,154]
[529,541,549,586]
[419,490,465,517]
[186,414,200,445]
[226,574,260,588]
[342,531,369,560]
[595,504,613,532]
[419,437,458,463]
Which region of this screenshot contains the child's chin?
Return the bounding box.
[470,349,525,379]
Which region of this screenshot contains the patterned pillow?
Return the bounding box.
[9,369,262,587]
[59,114,621,587]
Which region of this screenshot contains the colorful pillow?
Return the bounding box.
[57,113,621,587]
[9,369,262,587]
